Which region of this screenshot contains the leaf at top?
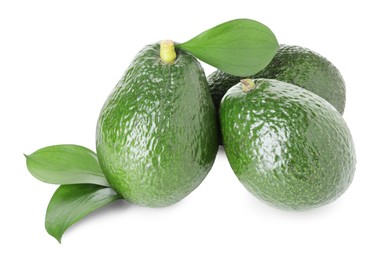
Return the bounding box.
[176,18,279,77]
[45,184,121,243]
[25,144,109,186]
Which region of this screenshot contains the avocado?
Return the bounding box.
[220,79,356,210]
[96,42,218,207]
[208,44,346,115]
[207,70,241,144]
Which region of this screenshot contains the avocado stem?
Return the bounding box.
[160,40,177,64]
[241,79,255,92]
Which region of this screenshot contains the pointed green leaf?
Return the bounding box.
[45,184,121,243]
[176,18,279,77]
[25,144,109,186]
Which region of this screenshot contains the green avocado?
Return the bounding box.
[96,42,218,207]
[220,79,356,210]
[208,44,346,115]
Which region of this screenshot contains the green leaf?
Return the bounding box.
[45,184,121,243]
[25,144,109,186]
[176,18,279,77]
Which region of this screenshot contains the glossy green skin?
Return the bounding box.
[220,79,356,210]
[207,70,241,144]
[96,43,218,207]
[208,44,346,115]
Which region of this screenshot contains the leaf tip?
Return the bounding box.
[46,225,63,244]
[53,234,63,244]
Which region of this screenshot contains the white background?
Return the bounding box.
[1,0,378,259]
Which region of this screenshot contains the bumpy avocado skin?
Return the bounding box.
[207,44,346,114]
[207,70,241,144]
[208,70,242,113]
[96,43,218,207]
[220,79,355,210]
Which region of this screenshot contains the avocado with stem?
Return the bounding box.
[220,78,355,210]
[96,41,218,207]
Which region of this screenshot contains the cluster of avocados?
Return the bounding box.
[25,20,358,242]
[97,42,356,211]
